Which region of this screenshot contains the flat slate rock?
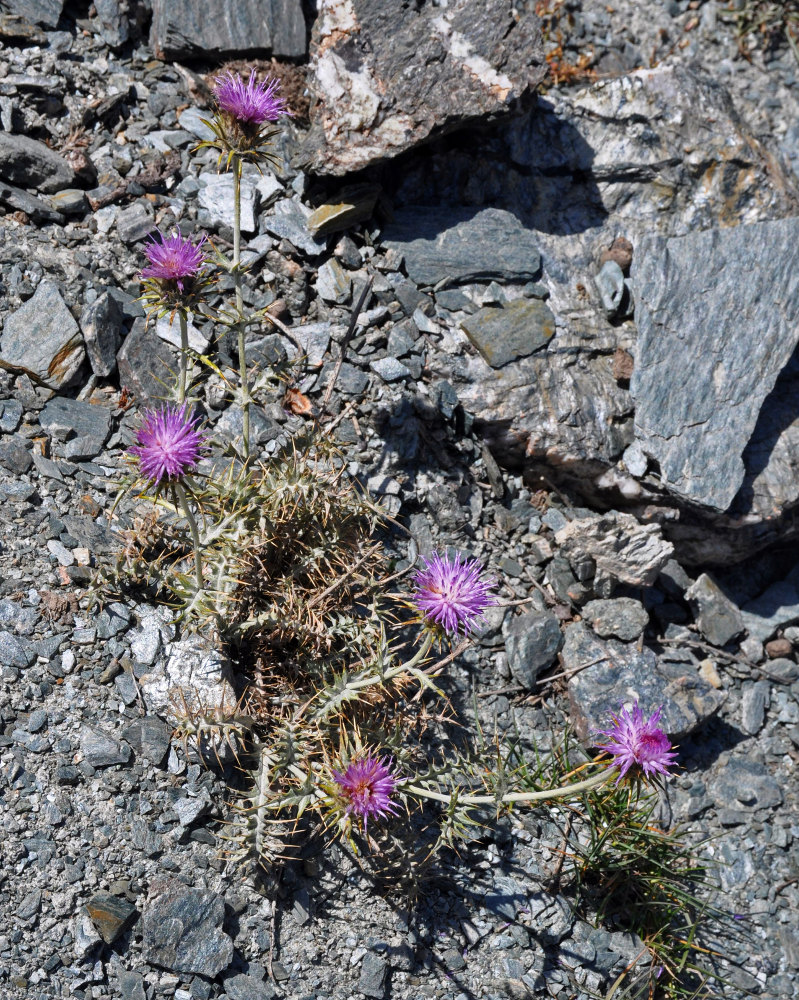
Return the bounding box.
[2,0,63,28]
[302,0,545,175]
[1,280,85,389]
[150,0,305,60]
[630,218,799,513]
[383,207,541,288]
[565,623,725,742]
[0,132,78,194]
[84,891,137,944]
[141,878,233,977]
[461,298,555,368]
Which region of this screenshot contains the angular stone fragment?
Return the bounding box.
[138,633,237,717]
[198,173,257,234]
[306,185,381,236]
[710,758,782,811]
[117,318,179,404]
[0,179,63,221]
[3,1,63,28]
[0,132,78,193]
[81,728,132,768]
[1,280,85,389]
[302,0,545,175]
[461,299,555,368]
[39,397,112,451]
[685,574,744,647]
[504,610,563,689]
[150,0,305,60]
[383,208,541,288]
[555,512,674,589]
[141,878,233,977]
[631,218,799,512]
[116,201,156,243]
[740,564,799,643]
[121,717,172,768]
[262,198,327,256]
[582,598,649,642]
[85,891,138,944]
[81,292,124,377]
[565,623,725,741]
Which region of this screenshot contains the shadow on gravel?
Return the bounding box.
[677,715,749,772]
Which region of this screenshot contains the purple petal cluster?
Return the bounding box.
[213,69,291,125]
[140,230,206,292]
[412,552,495,637]
[332,754,399,828]
[129,404,206,485]
[594,702,678,784]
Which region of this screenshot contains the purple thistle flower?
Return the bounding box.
[332,754,399,829]
[594,702,678,785]
[129,404,206,485]
[213,69,291,125]
[412,551,496,637]
[140,229,207,293]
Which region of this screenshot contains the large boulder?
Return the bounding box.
[300,0,546,175]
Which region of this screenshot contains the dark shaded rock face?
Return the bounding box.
[630,218,799,515]
[302,0,546,175]
[149,0,306,60]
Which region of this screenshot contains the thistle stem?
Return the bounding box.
[403,768,610,807]
[174,482,203,592]
[178,311,189,403]
[232,156,250,459]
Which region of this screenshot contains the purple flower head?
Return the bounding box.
[129,404,206,485]
[412,551,496,637]
[140,229,207,293]
[213,69,291,126]
[332,754,399,829]
[594,702,678,785]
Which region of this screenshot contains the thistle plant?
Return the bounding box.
[101,66,701,967]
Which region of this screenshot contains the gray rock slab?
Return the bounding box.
[565,622,725,742]
[582,598,649,642]
[39,397,112,450]
[116,200,156,243]
[0,630,35,667]
[504,610,563,688]
[369,357,411,382]
[1,280,85,390]
[141,878,233,977]
[0,436,32,475]
[0,131,76,193]
[85,891,137,944]
[0,400,23,434]
[685,574,744,647]
[461,298,555,368]
[631,218,799,512]
[122,715,172,767]
[117,317,179,404]
[555,512,674,589]
[301,0,545,174]
[383,207,541,287]
[81,728,132,768]
[81,292,123,377]
[741,565,799,642]
[224,973,276,1000]
[0,179,63,221]
[710,758,783,811]
[198,173,257,234]
[3,0,63,27]
[449,67,799,562]
[150,0,305,59]
[359,953,388,999]
[262,197,327,256]
[741,680,769,736]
